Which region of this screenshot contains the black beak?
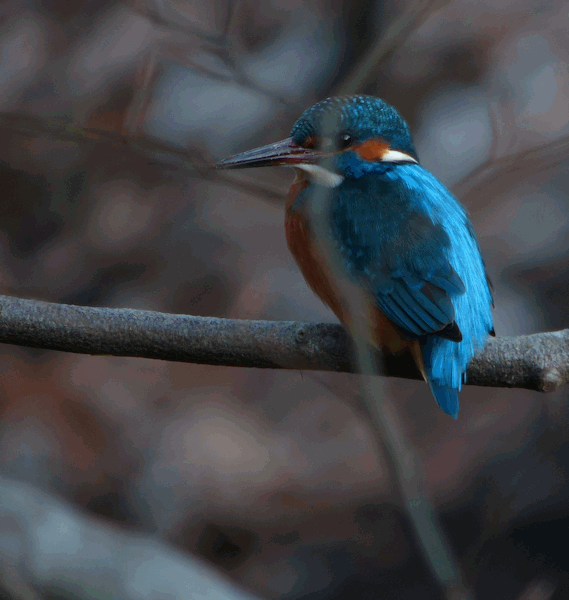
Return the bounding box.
[215,137,323,170]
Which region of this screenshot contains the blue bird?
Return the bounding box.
[216,95,494,418]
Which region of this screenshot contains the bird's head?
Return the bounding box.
[215,95,419,187]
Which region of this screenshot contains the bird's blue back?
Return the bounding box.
[330,163,492,417]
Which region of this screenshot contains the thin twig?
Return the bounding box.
[334,0,456,95]
[0,112,289,202]
[332,4,477,594]
[454,132,569,209]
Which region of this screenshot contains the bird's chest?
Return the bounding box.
[283,178,416,354]
[284,180,347,318]
[285,179,380,285]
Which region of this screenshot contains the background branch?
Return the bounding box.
[0,475,256,600]
[1,294,567,392]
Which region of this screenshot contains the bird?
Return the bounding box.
[215,95,494,418]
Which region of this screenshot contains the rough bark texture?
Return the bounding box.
[0,294,567,392]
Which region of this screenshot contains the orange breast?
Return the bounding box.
[284,180,415,355]
[284,180,344,318]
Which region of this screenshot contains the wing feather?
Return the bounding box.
[331,177,466,341]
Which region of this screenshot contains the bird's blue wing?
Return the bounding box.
[331,175,465,341]
[328,166,493,418]
[369,259,465,341]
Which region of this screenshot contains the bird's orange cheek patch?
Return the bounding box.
[353,138,390,162]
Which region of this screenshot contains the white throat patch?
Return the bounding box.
[293,164,344,188]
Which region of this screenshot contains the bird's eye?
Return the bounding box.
[336,132,354,150]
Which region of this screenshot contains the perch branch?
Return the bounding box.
[0,294,567,392]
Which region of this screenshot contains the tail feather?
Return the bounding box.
[410,341,460,418]
[427,381,459,419]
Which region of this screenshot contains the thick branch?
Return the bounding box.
[0,294,567,392]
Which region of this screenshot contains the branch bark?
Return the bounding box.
[0,294,567,392]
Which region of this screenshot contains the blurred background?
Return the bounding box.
[0,0,568,598]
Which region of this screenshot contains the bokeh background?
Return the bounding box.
[0,0,568,598]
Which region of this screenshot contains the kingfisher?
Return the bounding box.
[215,95,494,418]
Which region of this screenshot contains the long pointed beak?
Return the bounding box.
[215,137,322,170]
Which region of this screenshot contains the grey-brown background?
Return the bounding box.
[0,0,568,598]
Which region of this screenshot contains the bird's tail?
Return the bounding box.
[409,342,459,419]
[425,381,459,419]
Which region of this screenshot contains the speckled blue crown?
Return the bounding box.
[290,95,418,160]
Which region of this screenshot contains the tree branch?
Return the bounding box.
[0,294,567,392]
[0,476,256,600]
